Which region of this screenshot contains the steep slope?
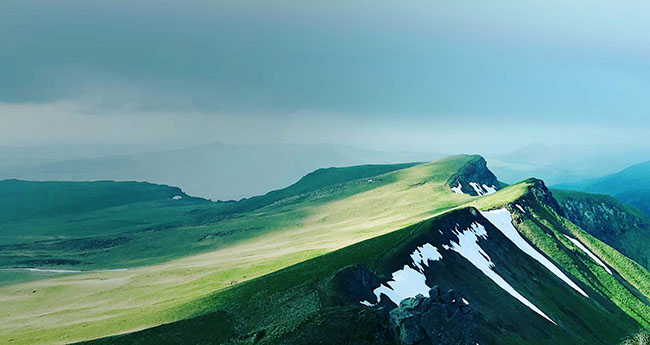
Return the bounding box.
[0,155,495,345]
[556,160,650,217]
[81,180,650,345]
[553,189,650,269]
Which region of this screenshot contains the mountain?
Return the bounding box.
[555,160,650,217]
[487,143,650,186]
[0,142,441,201]
[2,155,650,345]
[81,179,650,345]
[553,189,650,269]
[0,162,417,275]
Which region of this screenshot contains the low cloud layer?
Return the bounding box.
[3,0,650,153]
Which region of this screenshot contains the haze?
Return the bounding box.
[3,0,650,198]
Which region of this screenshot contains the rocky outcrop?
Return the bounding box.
[512,178,565,216]
[388,287,477,345]
[333,265,477,345]
[447,156,500,196]
[332,264,382,305]
[559,197,646,238]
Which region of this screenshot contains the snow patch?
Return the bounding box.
[564,235,613,275]
[468,182,497,196]
[481,209,589,298]
[363,243,442,306]
[172,195,183,200]
[469,182,484,195]
[445,222,557,325]
[451,182,464,194]
[482,184,497,195]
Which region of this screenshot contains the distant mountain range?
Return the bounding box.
[555,159,650,218]
[0,142,441,201]
[487,143,650,186]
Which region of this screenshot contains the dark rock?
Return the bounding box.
[447,156,500,196]
[428,286,440,300]
[445,303,461,317]
[387,289,477,345]
[333,264,381,305]
[420,306,446,338]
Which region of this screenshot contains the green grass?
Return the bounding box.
[4,155,650,345]
[81,206,640,345]
[0,155,481,345]
[552,189,650,269]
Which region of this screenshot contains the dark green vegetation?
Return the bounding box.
[0,163,419,277]
[82,180,650,345]
[0,179,195,223]
[556,160,650,218]
[553,189,650,269]
[621,330,650,345]
[4,155,650,345]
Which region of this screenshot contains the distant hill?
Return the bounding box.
[0,179,193,223]
[487,143,650,186]
[0,142,441,201]
[555,160,650,217]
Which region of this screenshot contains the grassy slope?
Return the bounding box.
[552,189,650,269]
[473,181,650,328]
[0,156,478,345]
[81,205,640,345]
[0,163,417,274]
[5,157,650,344]
[0,179,193,223]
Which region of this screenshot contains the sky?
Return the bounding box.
[3,0,650,154]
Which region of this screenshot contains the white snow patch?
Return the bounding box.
[468,182,497,196]
[482,184,497,195]
[410,243,443,271]
[446,222,557,324]
[564,235,613,275]
[481,209,589,298]
[172,195,183,200]
[451,182,464,194]
[363,243,443,306]
[515,204,526,213]
[360,300,373,307]
[469,182,485,195]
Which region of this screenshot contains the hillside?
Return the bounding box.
[0,179,195,223]
[2,155,650,344]
[0,155,492,344]
[555,160,650,217]
[553,189,650,269]
[0,162,420,277]
[81,180,650,345]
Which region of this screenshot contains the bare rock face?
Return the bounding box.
[388,287,477,345]
[447,156,500,196]
[333,264,382,305]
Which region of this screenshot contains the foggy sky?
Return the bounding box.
[3,0,650,153]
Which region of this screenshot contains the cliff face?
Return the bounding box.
[447,156,501,196]
[553,190,650,268]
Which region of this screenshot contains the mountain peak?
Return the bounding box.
[447,155,500,196]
